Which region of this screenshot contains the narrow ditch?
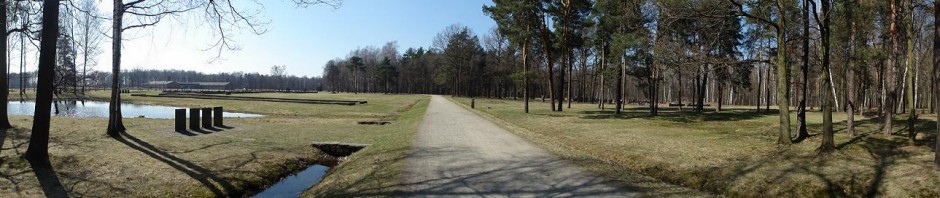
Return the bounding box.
[252,143,368,198]
[252,164,330,198]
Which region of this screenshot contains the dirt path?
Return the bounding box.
[402,95,636,197]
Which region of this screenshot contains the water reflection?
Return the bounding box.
[8,101,263,119]
[252,164,330,198]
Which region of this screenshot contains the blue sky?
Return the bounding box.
[90,0,497,77]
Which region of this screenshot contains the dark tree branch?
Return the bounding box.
[727,0,779,31]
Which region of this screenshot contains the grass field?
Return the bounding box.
[451,97,940,197]
[0,90,428,197]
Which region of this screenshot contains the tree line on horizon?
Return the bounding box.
[7,68,324,93]
[0,0,341,163]
[322,0,940,161]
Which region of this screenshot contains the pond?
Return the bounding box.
[7,101,263,118]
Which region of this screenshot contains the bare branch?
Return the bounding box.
[293,0,342,9]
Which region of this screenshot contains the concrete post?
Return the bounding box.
[190,108,201,131]
[213,107,223,127]
[175,109,186,132]
[202,107,212,129]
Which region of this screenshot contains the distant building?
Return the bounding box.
[146,81,179,89]
[178,82,231,90]
[146,81,231,90]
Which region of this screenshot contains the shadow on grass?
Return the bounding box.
[175,129,199,137]
[0,127,70,197]
[0,127,137,197]
[579,106,773,122]
[0,127,30,157]
[202,125,223,132]
[0,128,7,157]
[182,125,235,136]
[112,131,238,197]
[686,117,937,196]
[26,157,69,198]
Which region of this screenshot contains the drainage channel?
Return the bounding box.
[252,142,368,198]
[252,164,330,198]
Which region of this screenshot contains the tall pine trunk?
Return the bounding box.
[847,0,857,137]
[538,16,556,112]
[696,65,708,113]
[818,0,835,153]
[567,52,573,109]
[678,70,683,111]
[615,57,623,115]
[598,45,606,110]
[650,67,658,116]
[905,0,916,143]
[557,51,565,112]
[885,0,899,137]
[757,63,763,112]
[797,0,810,141]
[523,39,529,113]
[775,0,792,145]
[933,0,940,169]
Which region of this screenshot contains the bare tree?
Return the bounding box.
[106,0,341,136]
[271,65,286,90]
[71,0,103,94]
[107,0,194,135]
[0,0,37,129]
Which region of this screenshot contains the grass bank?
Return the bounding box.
[451,97,940,197]
[0,90,428,197]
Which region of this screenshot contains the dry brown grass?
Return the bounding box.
[0,91,428,197]
[451,97,940,197]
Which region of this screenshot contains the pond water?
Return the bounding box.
[252,164,330,198]
[7,101,263,118]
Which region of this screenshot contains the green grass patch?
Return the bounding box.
[451,97,940,197]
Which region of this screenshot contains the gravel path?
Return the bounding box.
[402,95,636,197]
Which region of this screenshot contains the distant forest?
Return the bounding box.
[9,69,324,91]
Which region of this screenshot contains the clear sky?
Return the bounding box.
[84,0,496,78]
